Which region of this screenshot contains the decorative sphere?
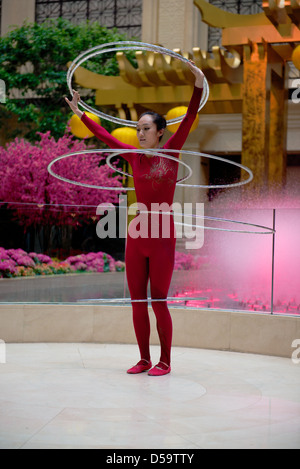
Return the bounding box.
[166,106,199,133]
[292,45,300,71]
[69,112,100,138]
[111,127,140,148]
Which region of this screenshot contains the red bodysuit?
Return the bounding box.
[81,86,202,367]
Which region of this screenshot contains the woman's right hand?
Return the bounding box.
[65,90,83,118]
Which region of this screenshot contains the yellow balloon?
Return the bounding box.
[292,45,300,71]
[69,112,100,138]
[166,106,199,134]
[111,127,140,148]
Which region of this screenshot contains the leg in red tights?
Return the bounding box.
[125,235,151,363]
[149,237,175,368]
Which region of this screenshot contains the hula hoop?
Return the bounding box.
[139,211,275,235]
[67,41,210,127]
[77,296,207,304]
[106,149,253,189]
[106,149,193,184]
[1,198,274,235]
[47,148,253,191]
[47,149,193,191]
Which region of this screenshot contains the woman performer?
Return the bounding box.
[66,60,204,376]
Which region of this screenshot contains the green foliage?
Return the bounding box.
[0,18,136,141]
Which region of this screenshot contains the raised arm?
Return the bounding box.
[65,91,136,151]
[164,62,204,151]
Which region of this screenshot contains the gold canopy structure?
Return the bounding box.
[71,0,300,192]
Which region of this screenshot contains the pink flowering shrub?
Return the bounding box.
[7,249,36,268]
[29,253,52,264]
[0,248,200,279]
[0,247,125,278]
[0,248,38,277]
[0,131,123,228]
[174,252,203,271]
[0,260,17,277]
[115,260,126,272]
[0,248,10,260]
[66,252,117,273]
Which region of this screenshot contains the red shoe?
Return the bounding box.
[127,359,152,374]
[148,362,171,376]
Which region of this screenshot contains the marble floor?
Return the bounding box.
[0,343,299,449]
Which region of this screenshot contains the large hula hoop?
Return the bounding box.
[138,211,275,235]
[105,148,253,189]
[0,199,275,235]
[77,296,207,304]
[47,149,193,191]
[106,150,193,184]
[47,149,253,191]
[67,41,210,127]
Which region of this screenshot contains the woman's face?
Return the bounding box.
[136,115,164,149]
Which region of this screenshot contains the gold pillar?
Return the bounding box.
[242,42,288,192]
[268,65,288,188]
[242,43,270,192]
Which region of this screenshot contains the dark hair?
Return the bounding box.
[140,111,167,141]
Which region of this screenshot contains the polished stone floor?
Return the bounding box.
[0,343,299,449]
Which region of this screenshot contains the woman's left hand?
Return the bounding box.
[187,60,204,88]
